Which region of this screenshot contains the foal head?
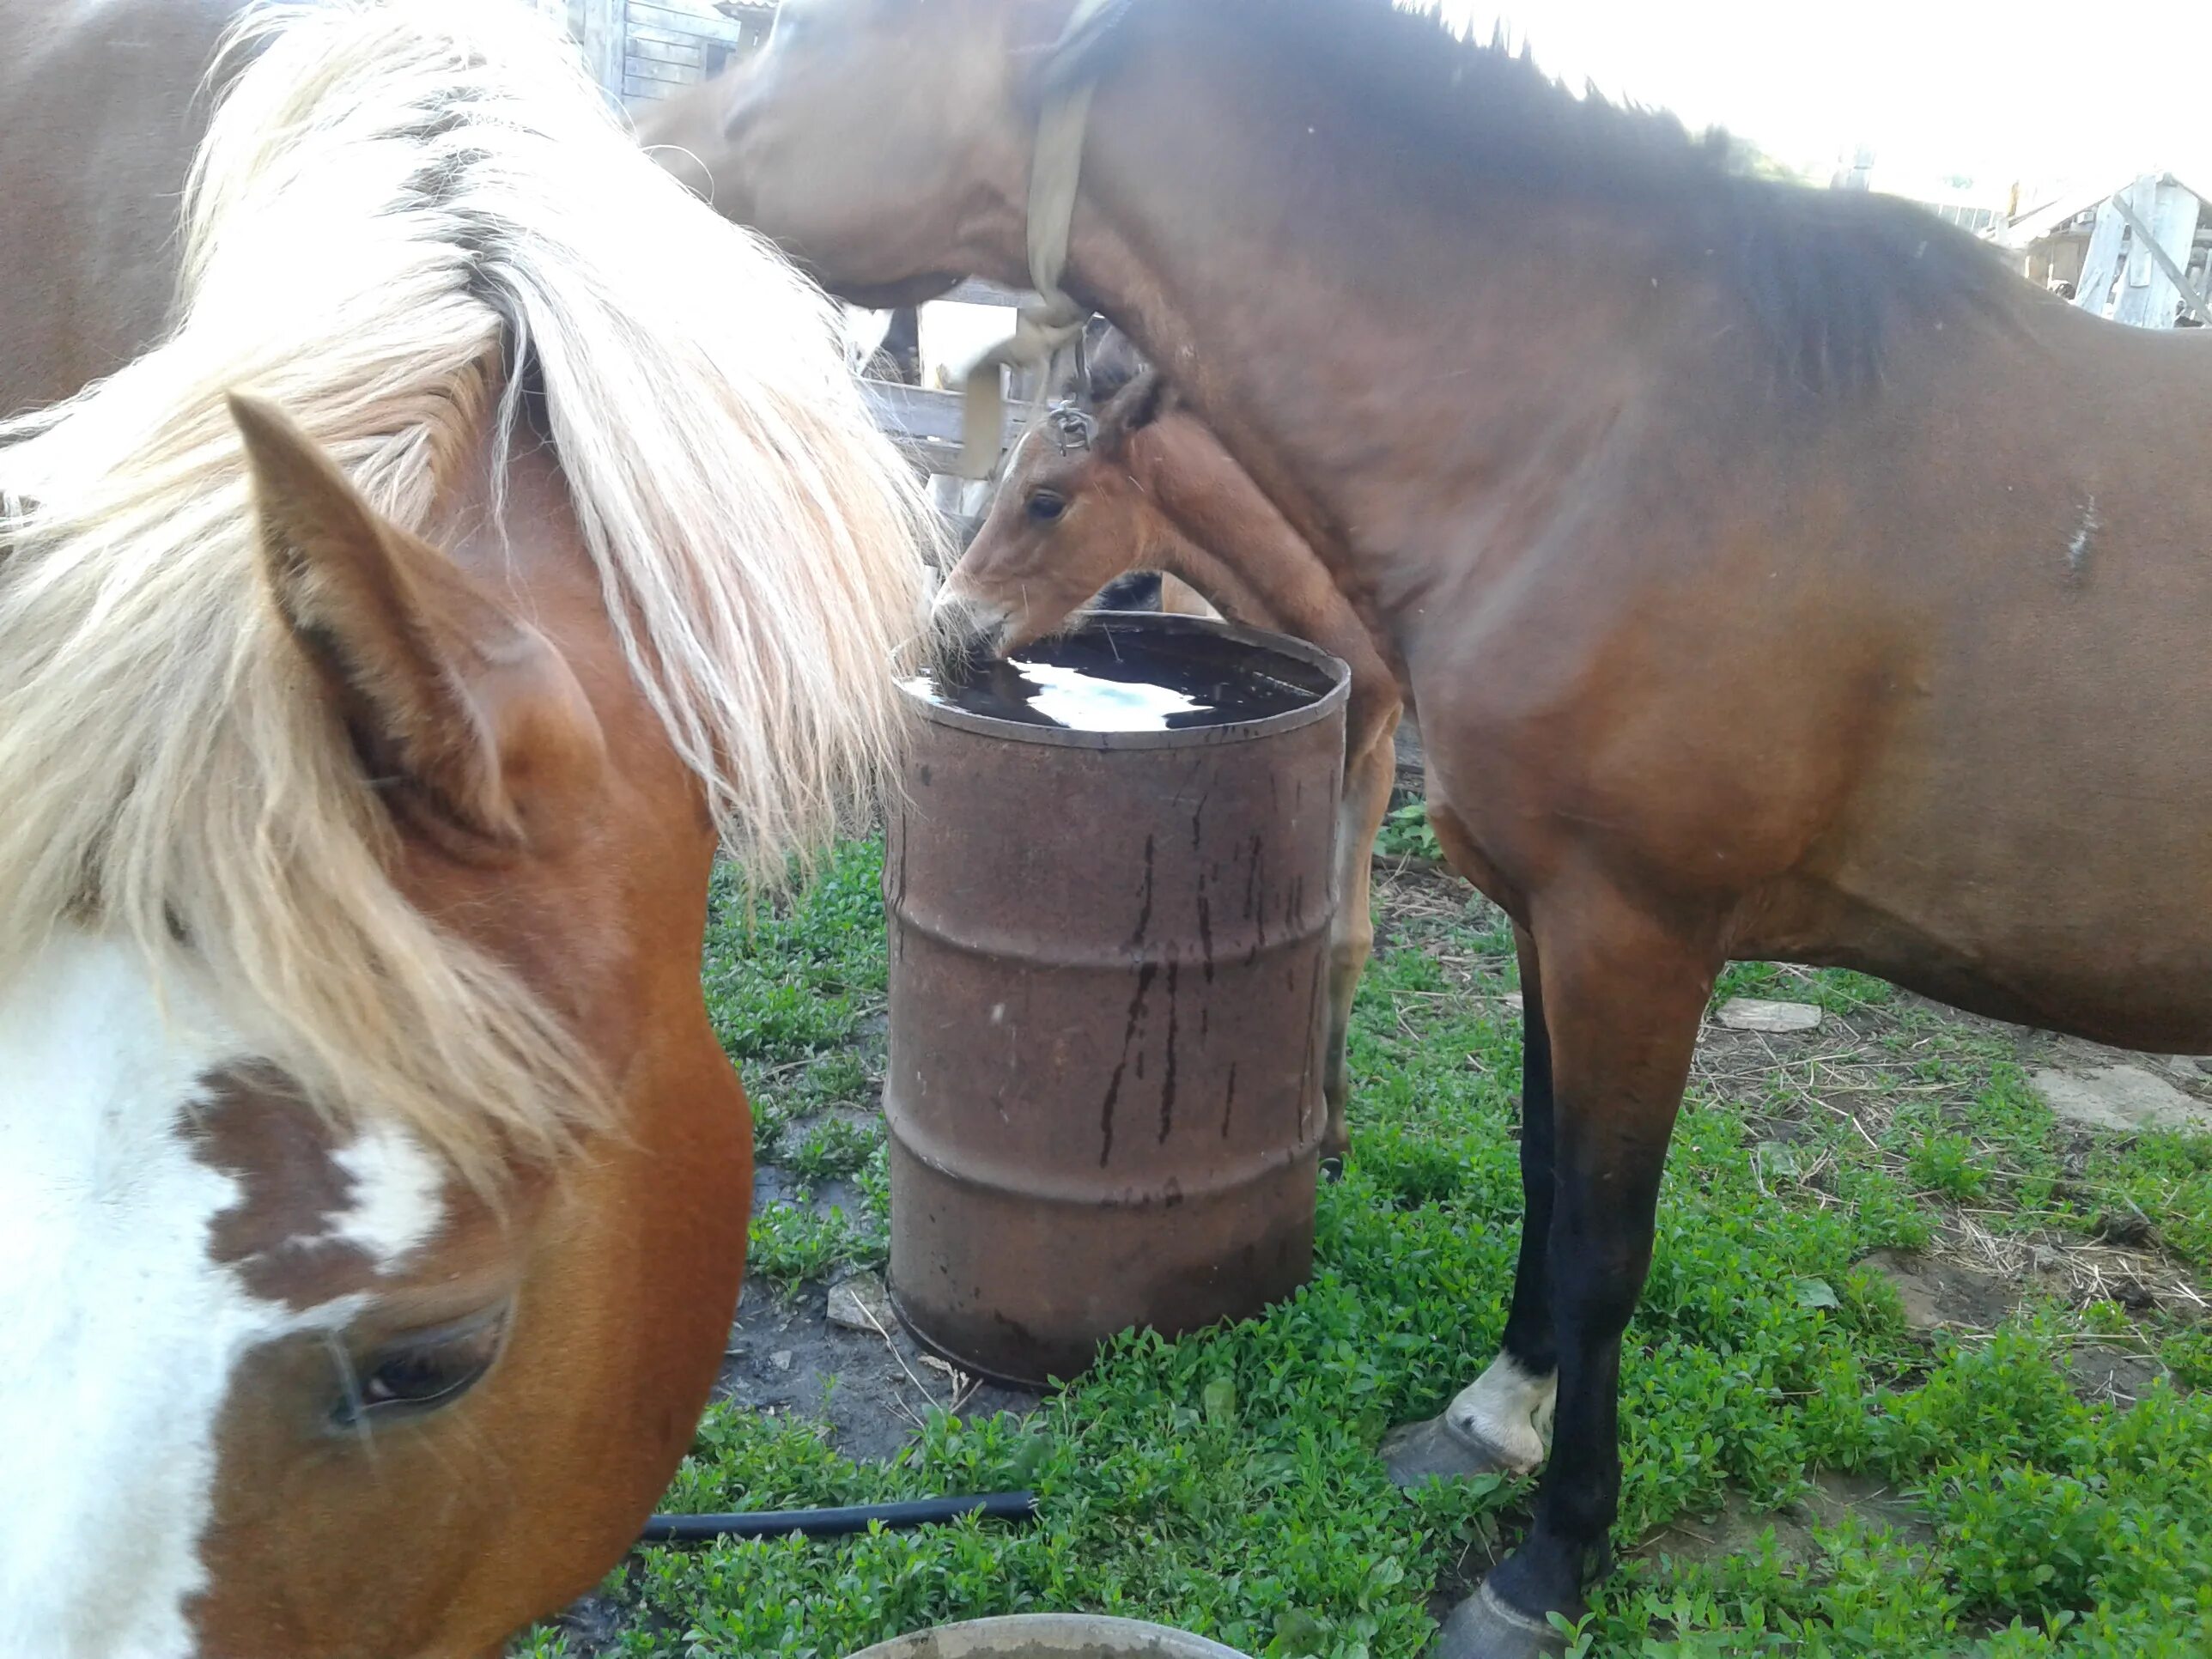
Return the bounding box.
[937,368,1177,654]
[0,3,927,1654]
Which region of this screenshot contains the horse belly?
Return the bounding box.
[1408,538,2212,1054]
[1784,769,2212,1052]
[1759,585,2212,1049]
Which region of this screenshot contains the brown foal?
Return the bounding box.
[939,368,1402,1164]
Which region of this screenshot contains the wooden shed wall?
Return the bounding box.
[556,0,772,110]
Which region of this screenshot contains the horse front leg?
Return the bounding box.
[1433,884,1711,1659]
[1383,923,1558,1484]
[1320,711,1401,1170]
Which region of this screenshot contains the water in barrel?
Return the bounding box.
[903,620,1336,733]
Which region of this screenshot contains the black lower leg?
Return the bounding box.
[1486,1158,1662,1616]
[1482,901,1708,1630]
[1498,926,1557,1377]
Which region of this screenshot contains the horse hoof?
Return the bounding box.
[1320,1154,1346,1183]
[1380,1409,1522,1488]
[1430,1582,1568,1659]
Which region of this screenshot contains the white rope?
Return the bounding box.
[954,0,1125,478]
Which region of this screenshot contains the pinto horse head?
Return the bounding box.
[0,3,930,1654]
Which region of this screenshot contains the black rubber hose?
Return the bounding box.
[638,1490,1038,1544]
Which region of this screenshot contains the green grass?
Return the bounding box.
[700,842,892,1285]
[1374,802,1443,864]
[702,844,888,1067]
[533,845,2212,1658]
[787,1116,885,1184]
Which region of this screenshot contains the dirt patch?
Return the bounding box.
[1635,1470,1935,1571]
[719,1269,1042,1463]
[1855,1249,2177,1404]
[2064,1346,2169,1408]
[1860,1249,2023,1334]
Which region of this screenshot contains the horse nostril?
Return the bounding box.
[930,595,1007,660]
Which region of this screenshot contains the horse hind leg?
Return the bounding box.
[1318,716,1398,1170]
[1383,921,1558,1485]
[1434,885,1712,1659]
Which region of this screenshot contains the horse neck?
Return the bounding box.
[1058,13,1705,623]
[1125,443,1275,630]
[1129,418,1402,758]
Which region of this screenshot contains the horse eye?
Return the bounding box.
[336,1310,507,1429]
[1026,490,1067,523]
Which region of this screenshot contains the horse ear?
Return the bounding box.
[1084,320,1149,403]
[1127,371,1173,430]
[1101,368,1174,438]
[227,390,605,854]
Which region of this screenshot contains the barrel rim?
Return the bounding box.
[902,614,1351,750]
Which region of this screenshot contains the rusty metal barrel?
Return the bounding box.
[884,614,1348,1388]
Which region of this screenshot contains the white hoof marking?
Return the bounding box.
[1443,1353,1558,1476]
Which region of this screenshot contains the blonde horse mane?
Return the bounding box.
[0,0,933,1171]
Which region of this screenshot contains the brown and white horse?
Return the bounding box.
[0,3,928,1654]
[938,367,1401,1164]
[651,1,2212,1652]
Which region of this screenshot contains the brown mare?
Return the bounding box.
[939,363,1401,1164]
[0,3,927,1654]
[649,1,2212,1650]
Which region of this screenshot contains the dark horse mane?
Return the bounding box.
[1088,0,2027,395]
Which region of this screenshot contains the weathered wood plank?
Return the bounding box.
[626,23,715,47]
[859,380,1036,455]
[626,1,746,42]
[2074,197,2129,318]
[628,36,704,65]
[2122,173,2160,294]
[579,0,625,103]
[944,277,1038,309]
[625,54,697,85]
[2111,185,2212,326]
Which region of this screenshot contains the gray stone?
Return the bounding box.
[1716,997,1824,1034]
[769,1350,793,1371]
[826,1271,894,1334]
[2030,1065,2212,1134]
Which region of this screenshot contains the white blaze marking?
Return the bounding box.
[0,931,445,1659]
[331,1121,447,1263]
[1445,1352,1559,1477]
